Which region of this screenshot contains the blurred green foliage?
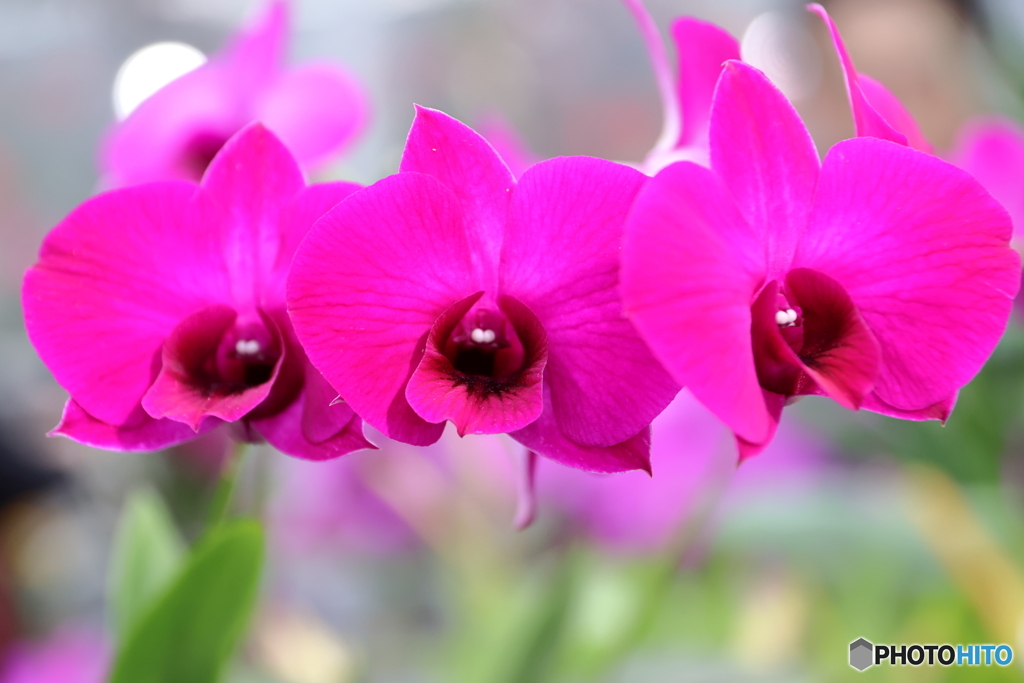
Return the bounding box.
[108,517,264,683]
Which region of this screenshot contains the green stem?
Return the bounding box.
[206,441,248,528]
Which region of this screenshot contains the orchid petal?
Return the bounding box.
[949,117,1024,239]
[299,357,360,445]
[672,17,740,150]
[862,391,957,422]
[287,173,477,445]
[736,391,784,460]
[621,0,681,154]
[255,63,369,171]
[252,387,374,461]
[510,383,652,474]
[621,160,770,444]
[807,4,910,147]
[795,137,1019,411]
[52,399,213,452]
[399,106,515,287]
[502,156,678,446]
[22,182,231,426]
[200,124,306,310]
[218,0,288,91]
[710,61,819,277]
[405,294,546,435]
[858,75,931,152]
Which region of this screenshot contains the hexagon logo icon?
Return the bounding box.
[850,638,874,671]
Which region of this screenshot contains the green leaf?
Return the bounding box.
[107,520,265,683]
[108,488,187,638]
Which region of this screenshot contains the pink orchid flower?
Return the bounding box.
[23,124,371,459]
[287,106,679,473]
[100,0,367,187]
[620,59,1019,458]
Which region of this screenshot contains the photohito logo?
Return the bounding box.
[849,638,1013,671]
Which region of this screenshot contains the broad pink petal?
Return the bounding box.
[52,399,213,452]
[862,391,957,422]
[709,61,819,278]
[859,75,932,153]
[621,160,769,444]
[510,384,651,474]
[22,182,231,426]
[502,156,678,446]
[672,17,740,150]
[287,173,478,445]
[795,137,1019,410]
[255,63,369,170]
[476,114,539,179]
[199,124,306,311]
[808,4,909,148]
[252,388,374,461]
[949,117,1024,238]
[142,306,281,429]
[399,107,514,287]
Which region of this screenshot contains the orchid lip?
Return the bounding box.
[142,305,288,429]
[404,293,548,436]
[445,304,528,394]
[750,268,880,409]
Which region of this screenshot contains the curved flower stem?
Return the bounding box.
[206,441,249,527]
[621,0,680,154]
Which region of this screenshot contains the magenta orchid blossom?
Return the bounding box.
[287,106,678,473]
[100,0,367,187]
[621,59,1019,458]
[23,124,371,459]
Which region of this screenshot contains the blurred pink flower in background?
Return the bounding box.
[621,60,1018,457]
[269,448,417,556]
[809,4,933,153]
[0,627,107,683]
[288,106,678,474]
[622,0,739,174]
[536,390,827,554]
[23,125,371,459]
[100,0,368,187]
[949,117,1024,244]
